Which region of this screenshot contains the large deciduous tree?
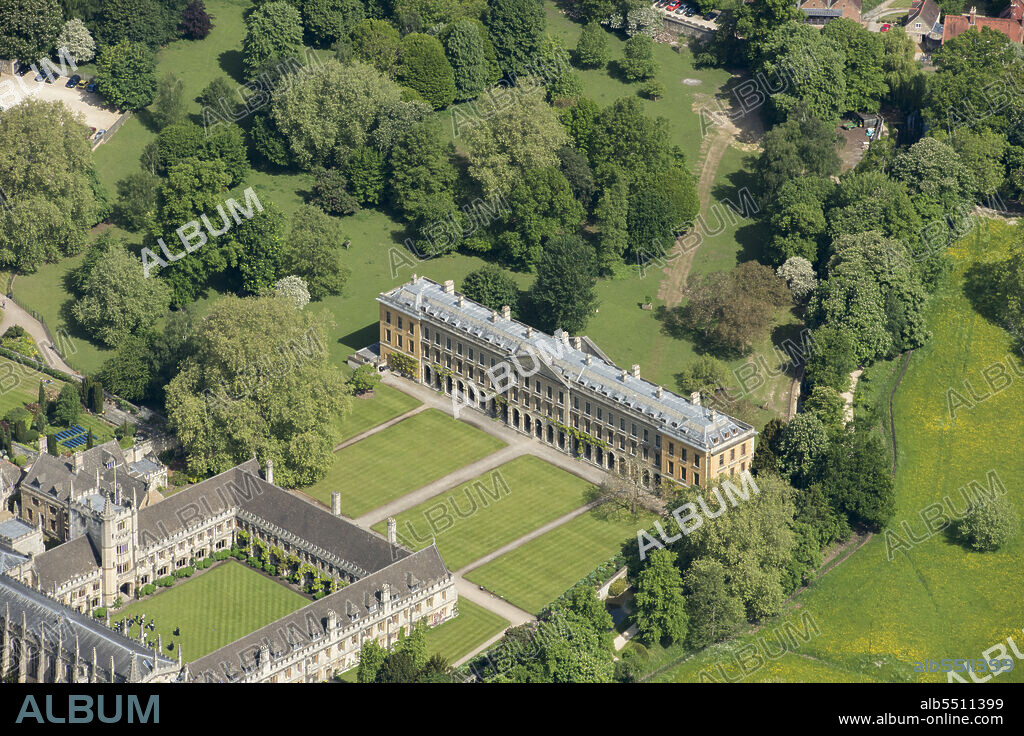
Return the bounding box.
[462,86,568,198]
[242,0,304,80]
[527,234,598,334]
[165,295,352,487]
[632,548,689,646]
[0,99,96,272]
[95,40,158,111]
[397,33,457,110]
[461,264,520,315]
[0,0,63,64]
[281,204,351,301]
[71,238,172,348]
[485,0,545,77]
[55,18,95,63]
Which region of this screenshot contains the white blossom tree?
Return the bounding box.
[777,256,818,302]
[55,19,96,64]
[275,275,310,309]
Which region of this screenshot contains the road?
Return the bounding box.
[0,295,78,375]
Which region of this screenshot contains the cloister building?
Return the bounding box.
[2,459,456,682]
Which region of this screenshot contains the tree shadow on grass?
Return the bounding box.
[218,49,246,86]
[708,165,770,265]
[338,324,379,355]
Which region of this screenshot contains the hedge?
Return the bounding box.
[92,607,107,619]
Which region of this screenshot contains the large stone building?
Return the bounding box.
[2,459,457,682]
[375,276,756,489]
[16,440,164,543]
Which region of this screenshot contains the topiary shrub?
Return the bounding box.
[92,607,107,619]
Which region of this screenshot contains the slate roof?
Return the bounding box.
[20,440,130,503]
[187,545,451,682]
[908,0,941,28]
[0,541,28,574]
[0,574,174,681]
[379,278,756,452]
[30,535,101,592]
[0,518,35,542]
[135,462,406,575]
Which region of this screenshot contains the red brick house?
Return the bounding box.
[942,0,1024,44]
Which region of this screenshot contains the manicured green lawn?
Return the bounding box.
[424,598,509,664]
[652,221,1024,683]
[113,561,309,663]
[371,455,596,571]
[465,508,655,615]
[339,383,421,441]
[301,408,505,517]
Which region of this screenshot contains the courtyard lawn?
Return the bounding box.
[113,561,309,663]
[465,508,656,615]
[651,221,1024,683]
[301,408,506,517]
[424,598,509,664]
[339,383,421,441]
[371,455,596,571]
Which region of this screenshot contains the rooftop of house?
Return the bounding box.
[942,4,1024,43]
[20,440,131,502]
[799,0,861,16]
[0,574,174,680]
[379,277,756,452]
[186,545,450,682]
[908,0,942,26]
[0,541,29,574]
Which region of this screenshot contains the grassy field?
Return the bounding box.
[424,597,509,663]
[339,384,421,441]
[371,455,596,571]
[650,220,1024,683]
[465,508,655,615]
[112,561,309,663]
[301,408,505,516]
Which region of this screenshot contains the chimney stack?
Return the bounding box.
[526,326,533,338]
[620,369,628,381]
[573,336,582,350]
[631,364,640,378]
[331,492,341,517]
[443,279,455,295]
[458,295,465,308]
[490,309,498,322]
[656,386,663,398]
[386,517,397,545]
[411,273,418,284]
[501,305,511,320]
[690,391,701,406]
[73,453,85,471]
[560,330,570,347]
[265,458,274,485]
[969,5,977,23]
[585,354,592,365]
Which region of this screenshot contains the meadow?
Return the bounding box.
[649,221,1024,683]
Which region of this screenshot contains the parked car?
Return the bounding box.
[34,71,47,82]
[95,129,106,140]
[684,8,695,15]
[656,0,669,6]
[666,0,681,9]
[86,79,97,92]
[881,23,892,31]
[66,74,81,88]
[703,11,715,19]
[77,78,88,89]
[15,63,31,76]
[674,6,686,13]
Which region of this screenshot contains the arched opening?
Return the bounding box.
[423,365,431,384]
[535,421,543,439]
[607,452,615,469]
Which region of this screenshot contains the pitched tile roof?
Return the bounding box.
[942,7,1024,43]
